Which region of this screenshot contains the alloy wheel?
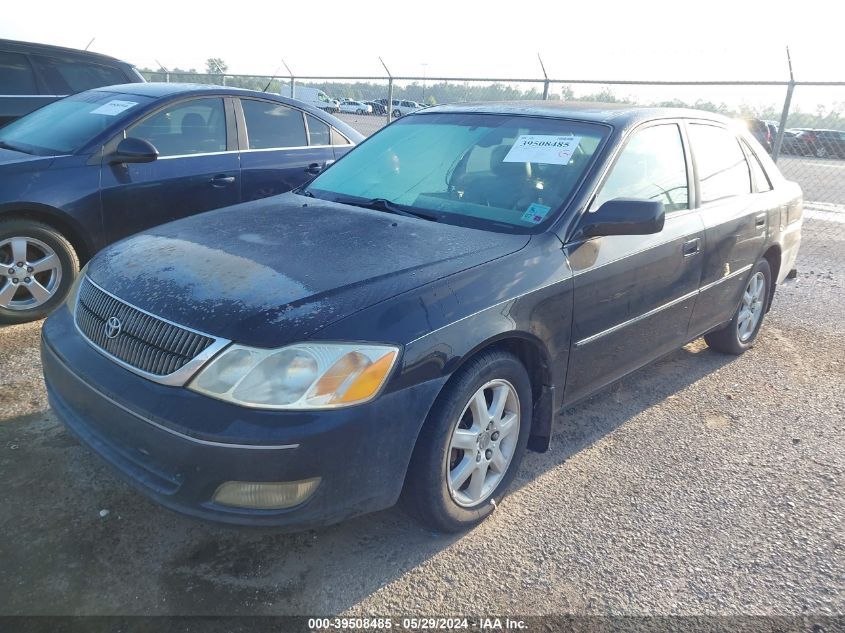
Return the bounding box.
[737,271,766,342]
[0,236,62,310]
[447,379,521,507]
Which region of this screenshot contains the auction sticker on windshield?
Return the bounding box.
[90,100,138,116]
[504,134,581,165]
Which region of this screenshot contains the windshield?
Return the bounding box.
[306,113,607,232]
[0,91,153,155]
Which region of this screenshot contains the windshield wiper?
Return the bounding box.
[349,197,439,222]
[0,140,31,154]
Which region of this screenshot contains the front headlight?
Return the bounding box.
[187,343,399,409]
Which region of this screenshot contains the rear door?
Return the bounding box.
[685,122,765,336]
[236,98,337,201]
[100,96,240,242]
[563,121,705,404]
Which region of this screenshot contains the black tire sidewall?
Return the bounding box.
[0,220,78,324]
[404,351,533,532]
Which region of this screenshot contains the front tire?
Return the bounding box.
[402,350,532,532]
[704,259,771,355]
[0,219,79,325]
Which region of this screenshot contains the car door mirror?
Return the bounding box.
[578,198,665,238]
[109,137,159,164]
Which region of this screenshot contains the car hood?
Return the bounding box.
[0,148,56,170]
[88,193,530,347]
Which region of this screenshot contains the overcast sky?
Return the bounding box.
[3,0,842,107]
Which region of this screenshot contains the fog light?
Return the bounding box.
[212,478,320,509]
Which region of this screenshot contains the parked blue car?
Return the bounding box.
[0,83,362,323]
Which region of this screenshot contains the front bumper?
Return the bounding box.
[41,306,444,528]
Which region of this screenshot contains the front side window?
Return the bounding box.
[306,113,608,232]
[688,123,751,203]
[242,99,307,149]
[0,90,153,154]
[0,52,37,95]
[127,98,226,157]
[593,123,689,212]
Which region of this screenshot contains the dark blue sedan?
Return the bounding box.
[41,103,802,532]
[0,83,362,323]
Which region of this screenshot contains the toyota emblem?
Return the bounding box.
[105,316,122,339]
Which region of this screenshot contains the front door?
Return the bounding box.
[100,96,239,243]
[563,121,705,404]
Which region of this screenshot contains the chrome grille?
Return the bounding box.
[74,277,217,377]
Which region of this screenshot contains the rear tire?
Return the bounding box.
[402,350,532,532]
[704,259,771,355]
[0,219,79,325]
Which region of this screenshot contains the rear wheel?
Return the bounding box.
[704,259,771,355]
[402,350,532,532]
[815,145,829,158]
[0,219,79,325]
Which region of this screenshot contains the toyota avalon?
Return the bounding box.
[41,102,803,532]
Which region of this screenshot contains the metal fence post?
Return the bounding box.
[543,80,550,100]
[165,72,170,83]
[772,81,794,162]
[387,77,394,122]
[291,77,296,98]
[221,75,227,87]
[772,46,795,163]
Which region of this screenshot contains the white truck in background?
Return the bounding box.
[280,85,339,113]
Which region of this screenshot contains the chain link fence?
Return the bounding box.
[141,71,845,214]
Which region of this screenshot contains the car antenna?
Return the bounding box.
[84,37,95,51]
[264,59,293,93]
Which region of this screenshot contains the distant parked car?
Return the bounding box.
[338,99,372,115]
[0,83,362,323]
[364,100,387,116]
[742,118,772,153]
[787,129,845,159]
[390,99,424,118]
[0,38,145,127]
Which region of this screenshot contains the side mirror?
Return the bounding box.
[578,198,665,238]
[109,137,159,165]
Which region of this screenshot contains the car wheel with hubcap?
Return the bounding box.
[402,350,532,532]
[0,219,79,325]
[704,258,771,355]
[815,145,828,158]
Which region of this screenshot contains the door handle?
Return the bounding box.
[210,174,236,187]
[683,238,701,257]
[305,162,324,175]
[755,213,767,228]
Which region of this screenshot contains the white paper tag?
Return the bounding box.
[504,135,581,165]
[521,203,552,224]
[90,100,138,116]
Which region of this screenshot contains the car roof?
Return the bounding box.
[0,38,130,64]
[417,100,735,126]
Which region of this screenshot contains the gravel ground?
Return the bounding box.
[0,216,843,618]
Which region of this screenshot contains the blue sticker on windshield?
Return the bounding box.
[521,203,551,224]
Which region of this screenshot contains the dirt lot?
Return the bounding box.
[0,215,843,617]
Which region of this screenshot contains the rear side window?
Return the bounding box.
[689,124,751,203]
[31,56,128,93]
[742,141,772,192]
[306,114,330,145]
[127,98,227,157]
[593,123,689,212]
[330,128,350,146]
[242,99,307,149]
[0,52,37,95]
